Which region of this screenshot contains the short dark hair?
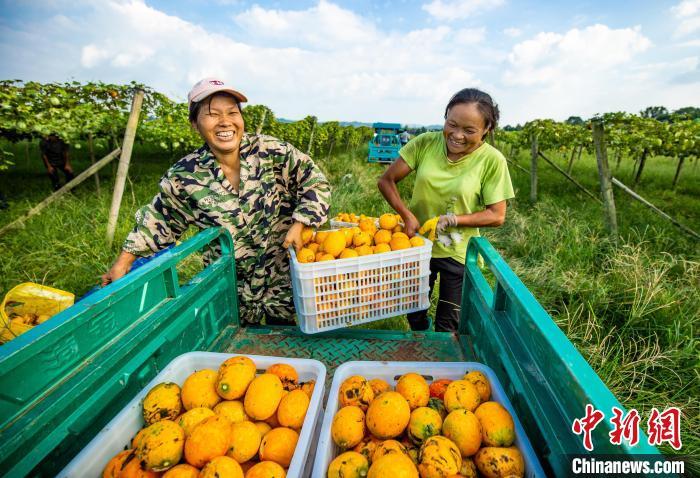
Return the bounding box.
[188,92,242,123]
[444,88,500,132]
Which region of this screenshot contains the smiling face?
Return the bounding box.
[443,102,489,160]
[191,93,245,159]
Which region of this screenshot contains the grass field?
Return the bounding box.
[0,138,698,468]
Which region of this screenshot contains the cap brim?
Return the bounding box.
[190,86,248,104]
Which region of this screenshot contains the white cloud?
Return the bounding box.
[454,27,486,44]
[503,27,522,38]
[504,24,651,86]
[671,0,700,36]
[421,0,505,21]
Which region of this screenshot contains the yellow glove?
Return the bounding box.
[419,216,439,241]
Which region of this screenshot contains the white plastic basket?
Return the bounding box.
[311,361,547,478]
[59,352,326,478]
[289,235,432,334]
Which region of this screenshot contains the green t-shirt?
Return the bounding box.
[400,131,515,264]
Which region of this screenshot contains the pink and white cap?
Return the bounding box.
[187,77,248,107]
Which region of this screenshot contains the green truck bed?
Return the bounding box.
[0,228,660,477]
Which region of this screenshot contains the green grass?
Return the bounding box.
[1,139,698,468]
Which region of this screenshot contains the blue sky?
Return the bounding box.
[1,0,698,126]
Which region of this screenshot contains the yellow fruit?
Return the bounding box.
[392,225,404,233]
[177,407,216,437]
[474,447,524,478]
[315,231,329,244]
[392,232,409,240]
[308,242,320,253]
[353,436,381,464]
[341,228,354,247]
[389,236,411,251]
[442,409,482,456]
[300,380,316,398]
[184,415,232,468]
[315,251,327,261]
[244,374,284,420]
[181,369,221,410]
[117,454,161,478]
[328,451,369,478]
[142,382,182,425]
[245,461,287,478]
[331,405,366,449]
[378,214,399,231]
[339,248,359,259]
[301,226,314,245]
[474,401,515,446]
[161,463,199,478]
[409,236,424,247]
[367,454,418,478]
[199,456,243,478]
[339,375,375,410]
[324,231,347,257]
[417,435,462,478]
[297,248,315,263]
[407,407,443,445]
[355,245,373,256]
[461,457,479,478]
[277,389,310,429]
[370,244,389,255]
[464,371,491,402]
[254,420,273,437]
[259,427,299,468]
[358,218,377,235]
[217,355,257,400]
[396,373,430,410]
[102,449,132,478]
[373,229,392,245]
[267,363,299,391]
[443,380,481,412]
[366,391,411,439]
[228,420,262,463]
[352,231,372,247]
[319,253,335,261]
[368,378,392,396]
[214,400,248,424]
[372,439,407,462]
[134,419,184,471]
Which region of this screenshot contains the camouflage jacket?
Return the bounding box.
[123,133,331,324]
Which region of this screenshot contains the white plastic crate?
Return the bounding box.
[311,361,547,478]
[59,352,326,478]
[289,236,432,334]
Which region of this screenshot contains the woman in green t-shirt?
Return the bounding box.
[378,88,514,332]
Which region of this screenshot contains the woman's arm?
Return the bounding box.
[377,158,420,236]
[454,200,507,228]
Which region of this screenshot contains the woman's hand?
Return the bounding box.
[283,221,305,253]
[402,212,421,237]
[101,251,137,286]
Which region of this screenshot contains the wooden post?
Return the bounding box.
[566,148,577,174]
[592,122,618,237]
[255,109,267,135]
[672,156,685,188]
[326,139,335,161]
[538,151,602,204]
[106,90,145,247]
[633,148,648,187]
[306,120,316,155]
[612,177,700,240]
[0,148,121,236]
[530,134,538,203]
[88,132,100,196]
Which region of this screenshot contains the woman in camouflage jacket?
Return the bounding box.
[102,78,331,325]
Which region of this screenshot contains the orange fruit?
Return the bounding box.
[392,232,409,240]
[315,251,326,262]
[319,253,335,261]
[307,242,320,253]
[297,248,315,263]
[315,231,329,244]
[301,226,314,245]
[378,213,399,231]
[393,225,404,234]
[341,228,354,247]
[353,231,372,247]
[259,427,299,468]
[409,236,424,247]
[389,237,411,251]
[373,243,391,254]
[245,461,286,478]
[181,369,221,410]
[358,218,377,235]
[374,229,392,245]
[324,231,347,257]
[355,245,373,256]
[340,248,359,259]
